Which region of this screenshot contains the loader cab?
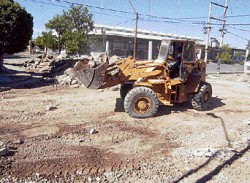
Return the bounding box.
[163,40,196,81]
[180,41,196,81]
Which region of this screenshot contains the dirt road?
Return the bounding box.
[0,74,249,182]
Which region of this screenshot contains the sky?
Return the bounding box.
[14,0,250,49]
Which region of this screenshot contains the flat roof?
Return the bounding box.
[89,24,205,45]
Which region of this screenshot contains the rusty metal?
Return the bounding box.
[73,59,108,89]
[134,97,151,114]
[88,62,108,89]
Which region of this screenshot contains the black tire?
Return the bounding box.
[124,87,159,118]
[192,82,212,111]
[120,84,133,100]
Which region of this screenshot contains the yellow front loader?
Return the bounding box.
[74,39,212,118]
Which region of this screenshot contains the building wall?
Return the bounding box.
[89,35,161,60]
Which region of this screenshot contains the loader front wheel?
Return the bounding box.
[192,82,212,111]
[124,87,159,118]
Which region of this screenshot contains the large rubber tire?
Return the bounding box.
[120,84,133,100]
[124,87,159,118]
[192,82,212,111]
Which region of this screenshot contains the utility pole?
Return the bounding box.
[245,40,250,63]
[204,0,228,73]
[204,2,212,63]
[134,13,139,58]
[217,0,228,74]
[128,0,138,58]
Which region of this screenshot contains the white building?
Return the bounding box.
[89,24,205,60]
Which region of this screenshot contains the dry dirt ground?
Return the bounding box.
[0,74,249,183]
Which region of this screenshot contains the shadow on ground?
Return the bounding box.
[0,67,55,91]
[114,97,226,117]
[173,143,250,183]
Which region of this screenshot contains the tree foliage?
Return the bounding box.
[216,44,232,64]
[45,5,93,53]
[0,0,33,54]
[34,31,58,50]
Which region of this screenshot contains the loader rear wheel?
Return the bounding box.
[120,84,133,100]
[124,87,159,118]
[192,82,212,111]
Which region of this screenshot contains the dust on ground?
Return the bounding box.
[0,74,249,182]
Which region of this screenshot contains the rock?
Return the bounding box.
[88,60,97,68]
[116,173,123,178]
[70,84,79,88]
[90,52,104,62]
[243,118,250,126]
[71,80,78,85]
[64,68,74,75]
[87,176,92,182]
[0,148,9,157]
[89,128,98,134]
[46,55,53,59]
[238,75,249,82]
[45,105,57,111]
[109,85,120,91]
[13,139,24,144]
[109,55,120,64]
[0,141,5,148]
[79,139,85,143]
[57,50,68,59]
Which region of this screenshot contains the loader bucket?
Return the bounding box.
[73,59,108,89]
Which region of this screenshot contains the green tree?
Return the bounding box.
[34,31,58,51]
[216,44,232,64]
[45,5,93,54]
[0,0,33,71]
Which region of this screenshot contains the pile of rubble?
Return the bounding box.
[55,68,81,88]
[24,54,76,76]
[22,52,121,88]
[55,53,121,87]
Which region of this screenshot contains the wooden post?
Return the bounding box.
[29,39,33,55]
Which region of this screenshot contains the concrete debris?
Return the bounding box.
[87,176,92,182]
[0,141,6,148]
[57,50,68,59]
[79,139,85,143]
[243,118,250,126]
[109,55,121,64]
[237,74,249,82]
[90,52,105,62]
[70,84,79,88]
[45,104,57,111]
[23,54,83,80]
[109,85,121,91]
[13,139,24,144]
[6,53,121,90]
[55,68,81,87]
[0,148,9,157]
[71,80,78,85]
[89,128,98,134]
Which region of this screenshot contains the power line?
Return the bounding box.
[226,30,249,41]
[227,25,250,32]
[25,0,250,23]
[24,0,250,27]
